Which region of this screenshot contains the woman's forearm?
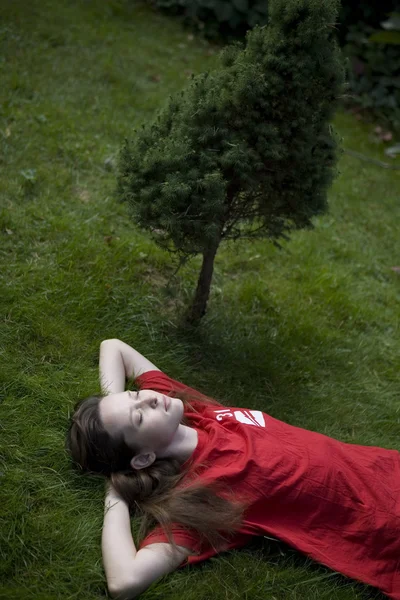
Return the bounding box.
[99,339,160,395]
[102,490,138,594]
[99,340,127,395]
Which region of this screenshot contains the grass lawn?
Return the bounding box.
[1,0,399,599]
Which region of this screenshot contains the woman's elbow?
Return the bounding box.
[108,578,140,600]
[101,338,121,348]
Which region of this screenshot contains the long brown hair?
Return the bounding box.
[66,388,246,553]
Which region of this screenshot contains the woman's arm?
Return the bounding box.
[99,339,160,395]
[102,485,137,595]
[102,484,190,599]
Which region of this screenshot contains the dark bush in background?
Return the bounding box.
[148,0,395,41]
[338,1,395,40]
[146,0,399,131]
[343,21,400,132]
[148,0,268,39]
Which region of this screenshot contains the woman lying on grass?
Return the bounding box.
[66,339,400,600]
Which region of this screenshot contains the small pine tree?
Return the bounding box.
[118,0,345,324]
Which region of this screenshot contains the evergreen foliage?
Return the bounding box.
[118,0,345,323]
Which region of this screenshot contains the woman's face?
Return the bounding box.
[99,389,184,454]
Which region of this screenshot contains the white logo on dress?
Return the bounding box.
[214,409,265,427]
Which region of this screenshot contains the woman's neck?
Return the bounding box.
[157,424,198,463]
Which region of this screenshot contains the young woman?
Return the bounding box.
[66,339,400,600]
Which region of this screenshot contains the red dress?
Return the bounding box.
[136,370,400,599]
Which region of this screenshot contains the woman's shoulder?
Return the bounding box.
[135,370,188,394]
[136,370,221,407]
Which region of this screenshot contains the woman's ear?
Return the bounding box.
[130,452,156,470]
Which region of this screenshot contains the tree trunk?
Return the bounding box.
[186,241,220,325]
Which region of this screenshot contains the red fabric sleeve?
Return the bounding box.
[134,370,212,402]
[139,524,202,552]
[139,525,253,567]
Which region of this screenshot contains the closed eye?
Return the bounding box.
[129,404,142,428]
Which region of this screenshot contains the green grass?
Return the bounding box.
[1,1,399,599]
